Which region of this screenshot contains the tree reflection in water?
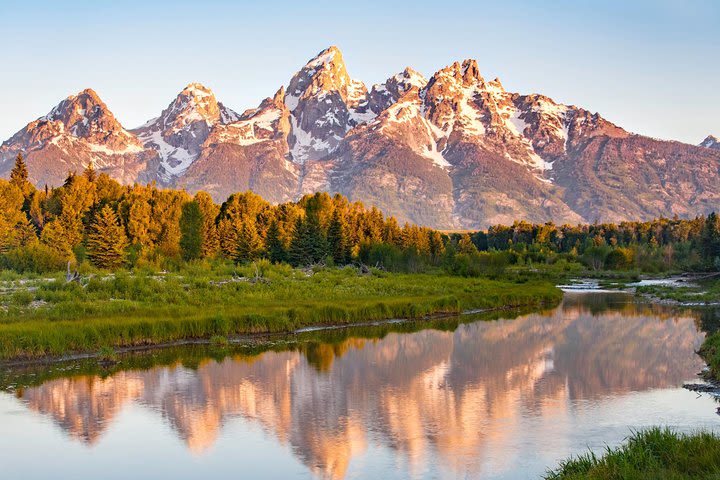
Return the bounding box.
[3,293,712,479]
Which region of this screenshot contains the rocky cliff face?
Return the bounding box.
[284,46,373,164]
[177,87,299,203]
[2,47,719,228]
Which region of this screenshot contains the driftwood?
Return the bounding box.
[209,263,271,286]
[65,261,80,283]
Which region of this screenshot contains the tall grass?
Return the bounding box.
[0,263,561,359]
[545,428,720,479]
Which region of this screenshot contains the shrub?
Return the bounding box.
[0,243,66,273]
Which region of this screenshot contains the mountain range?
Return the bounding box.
[1,46,719,229]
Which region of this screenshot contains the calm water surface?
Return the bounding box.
[0,292,718,479]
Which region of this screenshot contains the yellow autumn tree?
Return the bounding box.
[86,205,128,269]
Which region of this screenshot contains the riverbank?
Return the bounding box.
[630,275,720,384]
[544,428,720,479]
[0,263,561,361]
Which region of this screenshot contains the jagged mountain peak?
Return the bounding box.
[132,83,239,179]
[367,67,428,114]
[285,46,357,109]
[10,87,139,150]
[40,88,127,135]
[430,59,484,86]
[304,45,343,69]
[285,46,373,164]
[181,82,213,95]
[0,87,146,187]
[700,134,720,149]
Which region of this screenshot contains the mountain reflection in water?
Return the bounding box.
[3,293,714,480]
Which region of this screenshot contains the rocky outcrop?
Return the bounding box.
[178,88,299,203]
[700,135,720,150]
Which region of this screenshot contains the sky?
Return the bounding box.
[0,0,717,144]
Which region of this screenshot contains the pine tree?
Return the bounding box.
[457,233,479,255]
[288,217,311,267]
[179,201,203,261]
[40,220,75,260]
[126,198,153,249]
[327,209,351,265]
[288,213,328,266]
[701,212,720,267]
[428,231,445,262]
[236,218,263,263]
[9,153,29,192]
[194,191,220,258]
[86,206,128,269]
[265,220,286,263]
[83,163,97,182]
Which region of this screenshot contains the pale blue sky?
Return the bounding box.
[0,0,717,144]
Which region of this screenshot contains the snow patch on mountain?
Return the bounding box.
[700,135,720,150]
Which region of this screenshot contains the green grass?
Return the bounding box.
[545,428,720,479]
[700,332,720,382]
[0,305,545,391]
[0,262,561,360]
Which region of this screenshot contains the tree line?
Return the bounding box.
[1,154,719,274]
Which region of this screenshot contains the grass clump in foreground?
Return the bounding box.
[0,261,561,360]
[545,428,720,480]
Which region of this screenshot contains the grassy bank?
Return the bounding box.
[0,262,561,360]
[633,276,720,304]
[0,305,544,391]
[545,428,720,479]
[700,332,720,382]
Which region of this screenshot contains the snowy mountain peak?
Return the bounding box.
[700,135,720,150]
[8,87,141,152]
[0,87,146,186]
[286,46,358,108]
[285,46,373,164]
[132,83,239,179]
[367,67,428,115]
[304,45,342,69]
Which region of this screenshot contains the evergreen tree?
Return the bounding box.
[288,217,310,266]
[701,212,720,268]
[288,213,328,266]
[194,191,220,258]
[86,206,128,269]
[126,197,153,249]
[236,218,263,263]
[428,231,445,262]
[458,233,479,255]
[40,220,75,260]
[83,163,97,182]
[265,220,286,263]
[327,209,351,265]
[9,153,30,193]
[179,201,203,261]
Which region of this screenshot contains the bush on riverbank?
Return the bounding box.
[0,262,561,360]
[545,428,720,479]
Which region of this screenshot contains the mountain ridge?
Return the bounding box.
[1,46,718,228]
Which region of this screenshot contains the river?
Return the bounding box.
[0,291,718,479]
